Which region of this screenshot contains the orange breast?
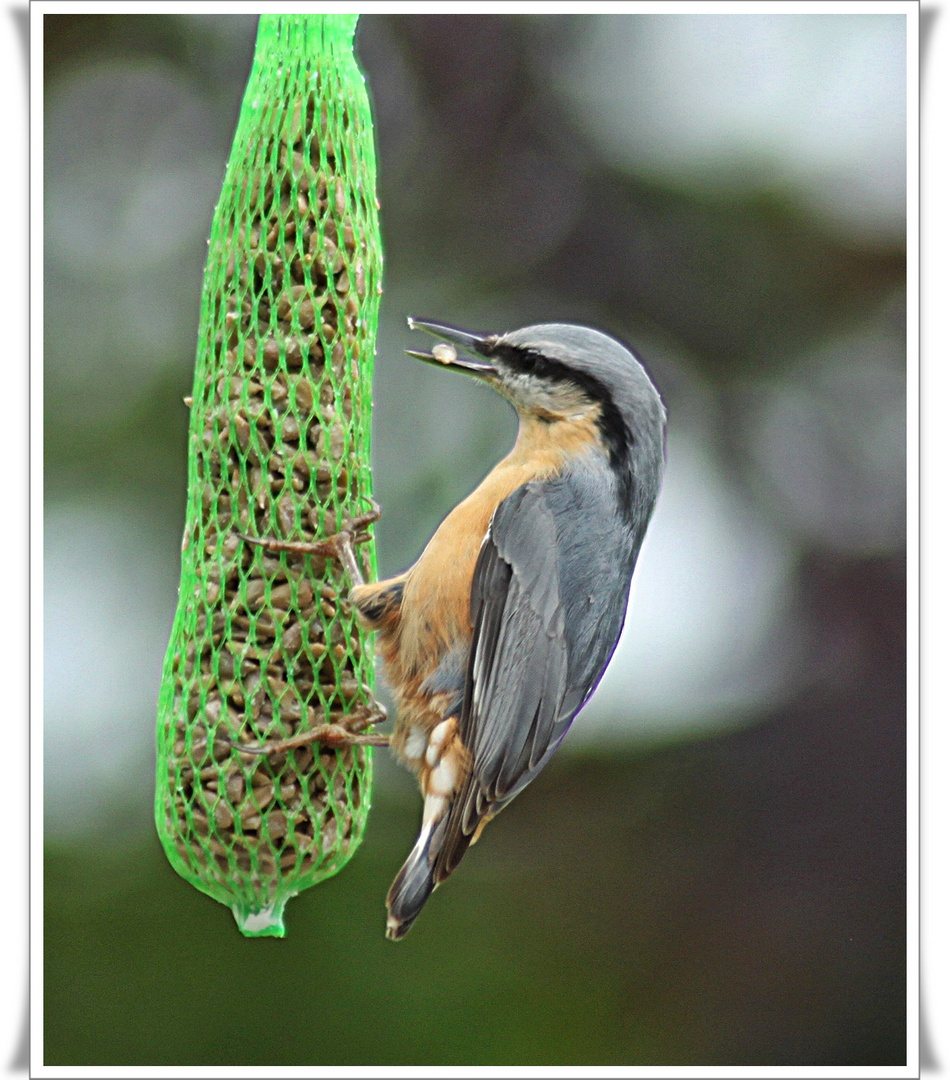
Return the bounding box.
[395,413,603,678]
[377,412,605,780]
[396,469,515,674]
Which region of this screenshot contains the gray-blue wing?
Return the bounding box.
[432,465,638,882]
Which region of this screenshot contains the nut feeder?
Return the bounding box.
[154,13,383,937]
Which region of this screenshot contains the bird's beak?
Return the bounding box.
[405,317,498,378]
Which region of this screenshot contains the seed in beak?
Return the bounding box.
[431,342,457,366]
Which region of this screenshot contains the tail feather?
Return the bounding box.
[387,817,494,940]
[385,819,444,941]
[387,770,497,939]
[431,785,480,882]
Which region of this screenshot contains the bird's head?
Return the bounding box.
[406,317,667,494]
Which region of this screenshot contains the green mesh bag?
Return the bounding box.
[154,13,383,937]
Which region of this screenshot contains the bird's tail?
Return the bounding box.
[386,732,486,940]
[385,785,485,941]
[385,818,445,941]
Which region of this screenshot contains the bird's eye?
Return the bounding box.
[512,347,542,375]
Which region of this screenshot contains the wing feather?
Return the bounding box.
[433,468,637,881]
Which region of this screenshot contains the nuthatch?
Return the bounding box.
[238,318,666,940]
[358,317,666,940]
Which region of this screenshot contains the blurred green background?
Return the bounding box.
[44,13,907,1067]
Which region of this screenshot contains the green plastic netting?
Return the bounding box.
[154,13,383,937]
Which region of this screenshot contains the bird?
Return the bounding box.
[347,317,668,940]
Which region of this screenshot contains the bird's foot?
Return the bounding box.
[236,499,381,587]
[229,706,390,757]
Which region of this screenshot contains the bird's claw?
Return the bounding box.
[228,705,390,757]
[236,499,381,586]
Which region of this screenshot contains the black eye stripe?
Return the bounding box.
[484,343,636,520]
